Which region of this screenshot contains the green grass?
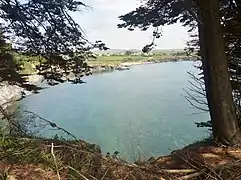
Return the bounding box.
[13,53,46,75]
[19,62,36,74]
[88,55,127,66]
[88,55,151,66]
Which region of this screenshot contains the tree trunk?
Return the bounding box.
[196,0,241,145]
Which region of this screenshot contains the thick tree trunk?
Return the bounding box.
[196,0,241,145]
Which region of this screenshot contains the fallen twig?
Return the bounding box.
[51,143,61,180]
[178,170,204,180]
[24,110,78,140]
[122,168,136,180]
[68,166,90,180]
[162,169,197,174]
[101,167,110,180]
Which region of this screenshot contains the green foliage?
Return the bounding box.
[1,0,88,54]
[118,1,194,30]
[124,50,133,56]
[0,32,24,84]
[171,51,187,56]
[0,0,108,88]
[0,137,52,165]
[195,121,212,130]
[0,169,8,180]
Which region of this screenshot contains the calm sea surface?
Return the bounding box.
[20,61,209,161]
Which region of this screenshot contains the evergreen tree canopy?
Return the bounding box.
[0,0,108,86]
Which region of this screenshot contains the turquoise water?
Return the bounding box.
[20,61,209,161]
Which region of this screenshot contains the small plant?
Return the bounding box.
[0,169,8,180]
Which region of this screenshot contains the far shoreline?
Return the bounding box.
[89,58,197,74]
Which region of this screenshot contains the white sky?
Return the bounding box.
[72,0,190,50]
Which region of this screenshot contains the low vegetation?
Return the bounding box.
[1,136,241,180]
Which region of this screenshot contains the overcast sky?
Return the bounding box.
[72,0,190,50]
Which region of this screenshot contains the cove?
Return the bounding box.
[20,61,209,161]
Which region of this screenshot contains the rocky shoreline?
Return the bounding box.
[0,83,24,111]
[0,75,44,111]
